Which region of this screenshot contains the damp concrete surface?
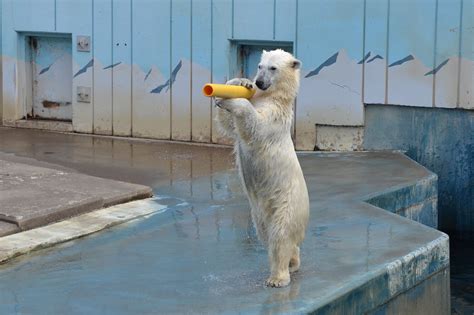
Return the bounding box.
[0,127,450,314]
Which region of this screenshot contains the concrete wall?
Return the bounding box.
[369,268,450,315]
[1,0,473,149]
[364,104,474,239]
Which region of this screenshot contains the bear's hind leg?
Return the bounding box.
[289,245,300,273]
[265,239,292,288]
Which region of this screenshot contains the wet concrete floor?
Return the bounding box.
[0,127,449,314]
[0,127,234,191]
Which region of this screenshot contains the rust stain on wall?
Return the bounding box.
[42,100,61,109]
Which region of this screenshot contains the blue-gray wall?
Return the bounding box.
[1,0,473,149]
[364,105,474,239]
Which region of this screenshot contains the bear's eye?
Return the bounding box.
[258,65,262,69]
[270,66,277,71]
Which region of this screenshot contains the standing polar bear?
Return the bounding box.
[216,49,309,287]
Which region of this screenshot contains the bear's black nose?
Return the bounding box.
[256,80,265,89]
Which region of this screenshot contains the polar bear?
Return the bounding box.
[216,49,310,287]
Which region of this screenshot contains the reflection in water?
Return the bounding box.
[0,127,234,193]
[189,206,200,240]
[262,280,300,315]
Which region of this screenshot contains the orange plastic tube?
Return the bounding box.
[202,83,256,99]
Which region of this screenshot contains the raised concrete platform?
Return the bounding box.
[0,150,449,314]
[0,158,152,235]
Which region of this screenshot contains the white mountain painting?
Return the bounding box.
[297,49,364,149]
[190,61,212,143]
[433,57,459,108]
[299,49,364,125]
[387,55,433,107]
[169,59,192,141]
[364,53,386,104]
[132,63,171,139]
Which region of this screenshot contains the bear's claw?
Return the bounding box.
[265,276,291,288]
[226,78,255,90]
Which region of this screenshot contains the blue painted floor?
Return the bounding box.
[0,127,447,314]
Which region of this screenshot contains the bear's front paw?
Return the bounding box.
[226,78,255,90]
[265,274,290,288]
[215,98,246,114]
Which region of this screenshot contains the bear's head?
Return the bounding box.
[254,49,301,94]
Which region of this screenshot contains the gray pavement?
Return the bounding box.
[0,156,152,235]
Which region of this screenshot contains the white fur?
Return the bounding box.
[216,49,309,288]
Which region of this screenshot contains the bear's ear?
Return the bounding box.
[262,50,267,54]
[291,59,302,69]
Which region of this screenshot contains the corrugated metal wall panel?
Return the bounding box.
[112,0,132,136]
[434,0,462,108]
[132,0,171,139]
[171,0,192,141]
[191,0,212,143]
[93,0,113,135]
[459,0,473,109]
[363,0,388,105]
[57,0,93,132]
[210,0,233,144]
[387,0,436,107]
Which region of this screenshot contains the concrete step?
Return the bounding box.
[0,159,152,234]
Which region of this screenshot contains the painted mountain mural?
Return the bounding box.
[296,49,364,150]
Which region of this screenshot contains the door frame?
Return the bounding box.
[228,39,293,79]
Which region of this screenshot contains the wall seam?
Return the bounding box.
[130,0,133,135]
[169,0,173,140]
[384,0,390,105]
[456,0,464,108]
[293,0,299,144]
[273,0,276,40]
[190,0,193,141]
[92,0,95,133]
[210,0,214,143]
[231,0,234,39]
[54,0,57,31]
[432,0,439,107]
[362,0,367,117]
[111,0,114,135]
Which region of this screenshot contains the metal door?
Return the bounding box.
[240,45,293,79]
[30,36,72,120]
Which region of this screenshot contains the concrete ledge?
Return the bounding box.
[396,197,438,228]
[315,125,364,151]
[3,119,73,132]
[311,234,449,314]
[0,198,166,264]
[364,174,438,228]
[0,158,153,234]
[369,268,450,315]
[0,222,20,237]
